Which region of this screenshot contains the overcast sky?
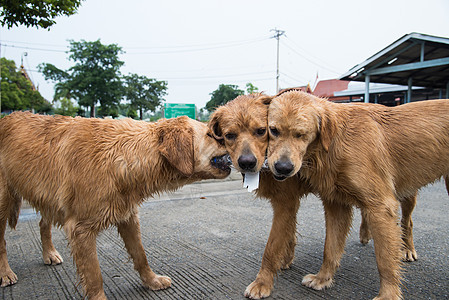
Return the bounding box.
[2,0,449,109]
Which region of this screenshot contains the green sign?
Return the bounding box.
[164,103,196,119]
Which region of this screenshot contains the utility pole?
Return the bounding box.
[271,28,285,93]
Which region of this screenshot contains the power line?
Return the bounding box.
[284,36,342,72]
[281,39,341,75]
[279,71,308,85]
[158,70,273,81]
[125,35,270,50]
[1,36,271,55]
[1,43,67,53]
[125,37,269,55]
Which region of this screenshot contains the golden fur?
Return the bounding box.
[209,94,310,299]
[209,93,271,173]
[267,91,449,300]
[0,111,230,299]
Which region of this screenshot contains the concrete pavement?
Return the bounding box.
[2,171,449,299]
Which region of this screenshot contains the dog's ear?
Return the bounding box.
[256,95,273,106]
[319,113,337,152]
[157,118,194,176]
[208,110,224,141]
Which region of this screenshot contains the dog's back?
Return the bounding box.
[0,112,156,227]
[357,100,449,196]
[0,112,77,227]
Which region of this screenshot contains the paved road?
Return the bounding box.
[2,172,449,299]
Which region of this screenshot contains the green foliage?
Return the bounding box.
[0,57,48,112]
[39,39,124,117]
[0,0,84,29]
[205,84,244,112]
[54,97,78,117]
[127,107,138,119]
[245,82,259,94]
[97,106,118,119]
[123,73,167,120]
[38,62,71,101]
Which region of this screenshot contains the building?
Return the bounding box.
[339,32,449,104]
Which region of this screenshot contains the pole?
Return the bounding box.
[364,74,370,103]
[271,28,285,93]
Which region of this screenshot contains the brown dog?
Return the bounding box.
[267,91,449,299]
[0,111,231,299]
[209,93,310,299]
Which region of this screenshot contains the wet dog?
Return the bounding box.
[209,93,310,299]
[0,112,231,299]
[267,91,449,299]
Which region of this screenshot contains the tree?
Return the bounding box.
[123,73,167,120]
[54,98,78,117]
[39,39,124,117]
[205,84,244,112]
[245,83,259,94]
[0,57,49,112]
[0,0,85,29]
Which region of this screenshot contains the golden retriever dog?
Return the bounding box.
[0,111,231,299]
[266,90,449,299]
[209,93,310,299]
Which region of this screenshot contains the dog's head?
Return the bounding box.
[267,91,334,181]
[157,116,231,179]
[208,93,272,174]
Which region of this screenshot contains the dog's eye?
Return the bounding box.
[269,127,280,137]
[225,133,237,141]
[255,127,266,136]
[295,133,303,139]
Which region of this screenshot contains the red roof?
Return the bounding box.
[278,84,312,95]
[313,79,349,98]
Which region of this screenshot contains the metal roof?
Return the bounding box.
[333,82,424,97]
[339,32,449,89]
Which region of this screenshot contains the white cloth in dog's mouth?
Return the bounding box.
[243,172,259,192]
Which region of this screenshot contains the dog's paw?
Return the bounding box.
[359,230,372,245]
[302,273,333,290]
[373,295,401,300]
[43,249,64,265]
[280,262,292,270]
[146,275,171,290]
[360,235,371,245]
[280,254,295,270]
[402,248,418,262]
[0,269,18,287]
[244,280,272,299]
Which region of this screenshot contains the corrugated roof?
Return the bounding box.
[339,32,449,89]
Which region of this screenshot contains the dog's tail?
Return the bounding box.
[0,188,22,230]
[445,175,449,197]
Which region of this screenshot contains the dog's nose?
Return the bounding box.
[274,161,294,175]
[238,154,257,171]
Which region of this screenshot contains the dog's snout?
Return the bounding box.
[274,160,294,175]
[238,154,257,171]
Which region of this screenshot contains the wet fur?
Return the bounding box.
[209,94,311,299]
[267,91,449,299]
[0,111,229,299]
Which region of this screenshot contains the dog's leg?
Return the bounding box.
[40,217,63,265]
[0,184,19,287]
[281,234,297,270]
[64,219,106,300]
[365,198,402,300]
[359,209,372,244]
[302,201,352,290]
[117,212,171,291]
[400,193,417,262]
[244,194,300,299]
[0,218,17,287]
